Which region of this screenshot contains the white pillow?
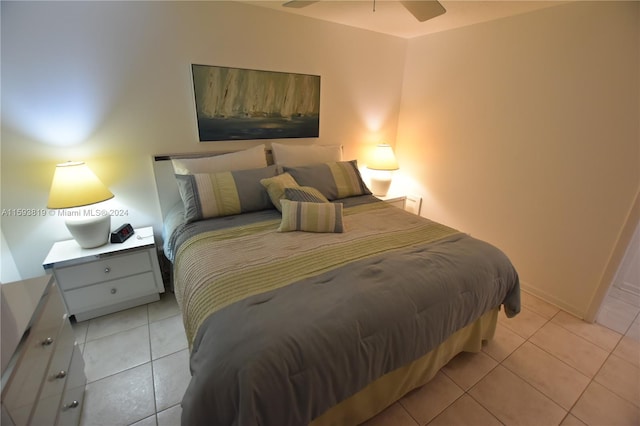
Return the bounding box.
[271,143,342,167]
[172,144,267,175]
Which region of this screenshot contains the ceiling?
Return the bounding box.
[243,1,564,39]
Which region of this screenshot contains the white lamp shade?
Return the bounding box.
[367,144,399,171]
[48,161,114,248]
[47,161,114,209]
[367,144,398,197]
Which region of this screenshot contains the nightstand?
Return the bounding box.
[42,226,164,321]
[378,194,407,210]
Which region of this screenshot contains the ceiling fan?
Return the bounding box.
[283,0,446,22]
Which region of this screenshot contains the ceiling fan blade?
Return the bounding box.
[283,1,319,8]
[400,0,446,22]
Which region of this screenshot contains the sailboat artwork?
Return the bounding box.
[192,64,320,141]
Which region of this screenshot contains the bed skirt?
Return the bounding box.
[311,307,499,426]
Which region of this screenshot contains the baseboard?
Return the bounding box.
[519,280,586,320]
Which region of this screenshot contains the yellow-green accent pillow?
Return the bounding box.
[260,173,299,211]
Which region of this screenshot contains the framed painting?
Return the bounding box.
[191,64,321,141]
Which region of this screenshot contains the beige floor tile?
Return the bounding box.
[626,314,640,340]
[80,363,155,426]
[597,297,640,335]
[428,395,501,426]
[482,323,525,362]
[157,404,183,426]
[442,351,497,390]
[608,287,640,308]
[529,322,609,377]
[521,291,560,319]
[560,413,587,425]
[552,310,622,352]
[360,402,418,426]
[571,381,640,426]
[399,372,463,425]
[613,335,640,368]
[85,305,148,342]
[153,348,191,412]
[150,314,188,360]
[148,291,181,323]
[130,414,157,426]
[83,324,151,382]
[499,306,548,339]
[469,366,566,426]
[503,342,590,410]
[594,354,640,408]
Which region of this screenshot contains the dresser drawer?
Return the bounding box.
[56,345,85,426]
[54,250,152,290]
[64,271,158,314]
[2,283,66,425]
[30,320,75,425]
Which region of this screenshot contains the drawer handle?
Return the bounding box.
[110,288,117,294]
[54,370,67,379]
[42,337,54,346]
[63,400,79,410]
[104,266,111,273]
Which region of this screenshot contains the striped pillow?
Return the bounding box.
[283,160,371,200]
[260,173,300,212]
[175,166,276,223]
[284,186,329,203]
[278,200,344,233]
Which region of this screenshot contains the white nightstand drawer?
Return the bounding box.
[63,271,158,314]
[55,251,152,290]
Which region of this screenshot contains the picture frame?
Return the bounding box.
[191,64,321,142]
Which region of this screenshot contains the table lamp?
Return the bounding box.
[47,161,114,248]
[367,144,399,196]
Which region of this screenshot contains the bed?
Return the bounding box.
[152,144,520,426]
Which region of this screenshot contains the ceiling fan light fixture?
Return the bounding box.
[282,0,446,23]
[283,0,319,8]
[400,0,446,22]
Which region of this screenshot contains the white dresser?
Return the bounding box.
[42,226,165,321]
[1,275,86,426]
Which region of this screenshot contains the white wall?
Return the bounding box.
[0,1,406,279]
[1,230,22,284]
[395,1,640,318]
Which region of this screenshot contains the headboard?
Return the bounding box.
[152,149,273,222]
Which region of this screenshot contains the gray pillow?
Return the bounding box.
[283,160,371,201]
[175,165,277,223]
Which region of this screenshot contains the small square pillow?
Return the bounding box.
[283,160,371,201]
[260,173,300,211]
[278,199,344,233]
[284,186,329,203]
[175,165,276,223]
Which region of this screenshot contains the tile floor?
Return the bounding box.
[74,290,640,426]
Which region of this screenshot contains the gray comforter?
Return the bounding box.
[168,196,520,426]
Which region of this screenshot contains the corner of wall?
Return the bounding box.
[1,229,22,284]
[584,188,640,322]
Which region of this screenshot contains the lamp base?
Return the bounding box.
[370,176,392,197]
[65,214,111,248]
